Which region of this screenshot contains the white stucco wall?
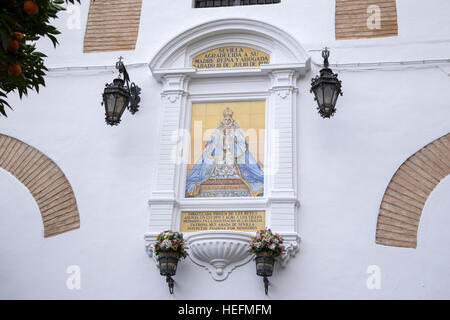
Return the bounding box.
[0,0,449,299]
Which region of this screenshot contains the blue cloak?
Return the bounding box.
[185,122,264,197]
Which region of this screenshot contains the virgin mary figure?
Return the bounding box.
[185,108,264,198]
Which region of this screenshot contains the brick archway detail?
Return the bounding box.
[376,133,450,248]
[0,134,80,238]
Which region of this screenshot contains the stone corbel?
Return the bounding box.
[144,233,159,266]
[278,233,301,267]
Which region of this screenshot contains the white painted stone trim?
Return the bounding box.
[149,18,310,71]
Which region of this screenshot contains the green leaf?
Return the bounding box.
[0,0,80,117]
[0,106,7,117]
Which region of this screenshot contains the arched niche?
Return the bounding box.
[145,18,308,280]
[149,18,310,76]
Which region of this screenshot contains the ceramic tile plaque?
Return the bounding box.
[186,101,265,198]
[192,47,270,69]
[180,211,265,232]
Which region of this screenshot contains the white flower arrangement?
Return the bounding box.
[249,228,284,257]
[154,230,188,258]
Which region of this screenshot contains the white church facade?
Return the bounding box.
[0,0,450,299]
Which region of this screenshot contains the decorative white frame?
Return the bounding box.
[145,19,309,281]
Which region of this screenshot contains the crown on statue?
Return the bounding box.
[223,108,234,117]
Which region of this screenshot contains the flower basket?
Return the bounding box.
[255,252,275,277]
[249,228,284,258]
[158,251,181,277]
[249,229,284,294]
[154,230,188,259]
[153,230,188,294]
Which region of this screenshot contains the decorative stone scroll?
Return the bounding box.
[192,47,270,69]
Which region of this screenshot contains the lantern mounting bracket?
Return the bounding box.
[115,56,141,115]
[322,47,330,68]
[263,276,269,295]
[166,276,174,294]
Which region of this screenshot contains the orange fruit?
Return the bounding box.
[7,38,19,52]
[13,32,24,41]
[23,1,39,15]
[0,63,7,72]
[7,64,22,76]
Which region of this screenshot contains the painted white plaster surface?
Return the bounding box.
[0,0,450,299]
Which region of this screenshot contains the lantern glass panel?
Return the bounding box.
[331,88,339,108]
[323,84,334,106]
[115,95,128,116]
[105,94,116,114]
[103,78,131,125]
[314,85,324,106]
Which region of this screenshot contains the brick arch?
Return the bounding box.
[376,133,450,248]
[0,134,80,238]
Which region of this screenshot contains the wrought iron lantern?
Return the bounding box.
[102,57,141,126]
[310,47,343,118]
[158,251,180,294]
[255,253,275,295]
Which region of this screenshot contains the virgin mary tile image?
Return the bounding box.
[185,101,265,198]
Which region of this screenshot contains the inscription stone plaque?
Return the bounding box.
[180,210,265,232]
[192,47,270,69]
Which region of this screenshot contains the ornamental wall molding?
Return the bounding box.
[144,233,159,266]
[279,233,301,267]
[144,231,301,281]
[185,231,254,281]
[148,197,300,209]
[149,18,310,73]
